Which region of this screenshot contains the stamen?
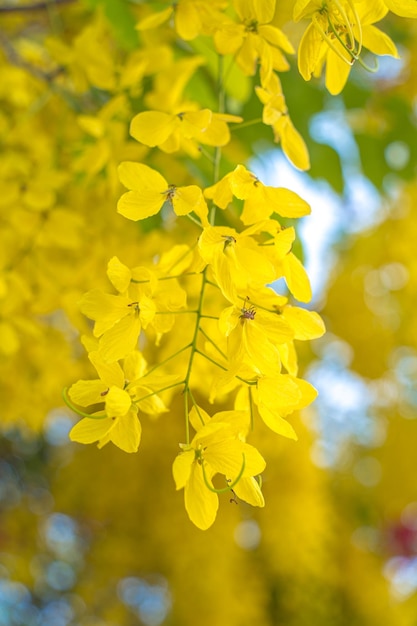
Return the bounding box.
[312,14,354,66]
[345,0,362,56]
[332,0,356,55]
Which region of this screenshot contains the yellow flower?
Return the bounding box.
[205,163,311,222]
[198,224,278,302]
[255,374,318,439]
[214,0,294,78]
[255,72,311,171]
[136,0,227,40]
[117,161,209,225]
[129,109,242,156]
[295,0,399,95]
[79,257,156,362]
[219,301,294,377]
[172,406,265,529]
[69,351,179,453]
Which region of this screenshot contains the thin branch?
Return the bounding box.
[0,0,75,13]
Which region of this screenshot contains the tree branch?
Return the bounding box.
[0,0,75,13]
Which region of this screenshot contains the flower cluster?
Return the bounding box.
[51,0,413,529]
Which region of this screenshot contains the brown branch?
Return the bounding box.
[0,0,75,13]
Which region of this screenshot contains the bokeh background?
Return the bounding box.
[1,1,417,624]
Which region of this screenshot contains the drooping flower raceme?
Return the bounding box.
[295,0,399,94]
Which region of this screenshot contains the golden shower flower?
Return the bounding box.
[295,0,399,94]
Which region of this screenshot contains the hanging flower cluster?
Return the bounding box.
[46,0,410,528]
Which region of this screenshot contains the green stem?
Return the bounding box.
[196,349,256,386]
[184,387,190,445]
[132,271,200,284]
[232,117,263,132]
[133,381,185,405]
[210,54,225,226]
[155,310,198,315]
[62,387,106,420]
[143,343,192,377]
[188,388,205,426]
[195,349,227,371]
[199,327,227,359]
[184,270,208,390]
[186,213,203,228]
[248,386,254,431]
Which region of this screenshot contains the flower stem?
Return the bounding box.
[143,343,192,377]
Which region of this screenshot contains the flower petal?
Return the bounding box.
[184,463,219,530]
[173,449,194,490]
[69,416,114,445]
[130,111,177,147]
[108,410,141,453]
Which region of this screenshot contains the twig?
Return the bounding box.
[0,0,75,13]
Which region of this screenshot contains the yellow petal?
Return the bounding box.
[282,253,312,302]
[276,116,311,171]
[185,463,219,530]
[195,118,231,147]
[172,185,207,218]
[258,25,294,54]
[69,380,107,406]
[239,323,282,376]
[173,449,194,489]
[181,109,212,137]
[205,440,246,476]
[189,405,210,432]
[293,0,311,21]
[289,376,318,410]
[130,111,177,146]
[358,0,388,24]
[79,290,130,329]
[298,22,323,80]
[107,256,131,293]
[230,164,257,199]
[383,0,417,17]
[361,25,399,58]
[89,351,125,389]
[69,416,114,445]
[233,477,265,507]
[258,406,298,439]
[267,186,311,218]
[99,315,142,362]
[281,306,326,340]
[253,0,276,23]
[325,49,352,96]
[118,161,167,192]
[108,410,141,453]
[117,190,165,221]
[274,227,296,258]
[255,310,294,344]
[105,386,132,417]
[204,175,233,209]
[214,24,245,55]
[175,1,201,40]
[257,375,301,412]
[123,351,147,381]
[278,342,299,377]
